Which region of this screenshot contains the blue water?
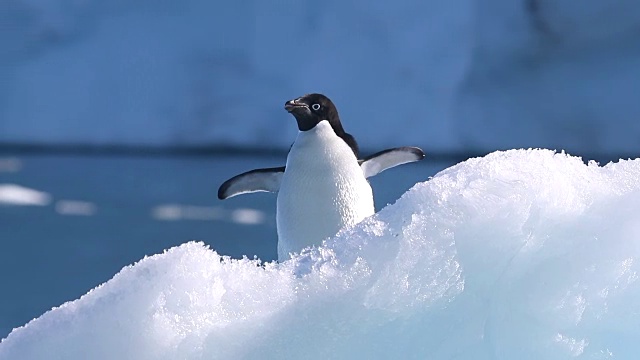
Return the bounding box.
[0,154,452,338]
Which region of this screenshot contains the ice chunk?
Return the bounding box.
[1,149,639,359]
[0,184,51,206]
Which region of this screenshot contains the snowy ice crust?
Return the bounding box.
[1,149,640,359]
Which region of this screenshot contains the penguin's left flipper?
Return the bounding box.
[360,146,425,178]
[218,166,285,200]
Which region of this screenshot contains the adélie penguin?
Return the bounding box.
[218,93,425,261]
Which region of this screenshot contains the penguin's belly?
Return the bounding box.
[276,124,374,260]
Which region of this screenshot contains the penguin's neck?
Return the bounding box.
[290,121,356,164]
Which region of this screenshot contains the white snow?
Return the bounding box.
[2,1,640,154]
[2,149,639,359]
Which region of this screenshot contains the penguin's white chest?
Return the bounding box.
[276,121,374,260]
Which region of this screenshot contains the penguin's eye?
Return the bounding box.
[311,103,321,111]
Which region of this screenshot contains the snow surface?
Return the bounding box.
[2,149,639,359]
[2,1,640,154]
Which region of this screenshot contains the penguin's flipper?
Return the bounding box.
[360,147,425,178]
[218,166,285,200]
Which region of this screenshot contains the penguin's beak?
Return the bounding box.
[284,99,307,113]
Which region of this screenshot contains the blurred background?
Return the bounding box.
[1,0,639,338]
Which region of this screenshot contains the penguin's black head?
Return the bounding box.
[284,93,359,157]
[284,93,341,132]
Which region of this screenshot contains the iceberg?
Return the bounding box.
[2,1,640,154]
[1,149,639,359]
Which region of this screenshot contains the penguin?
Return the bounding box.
[218,93,425,261]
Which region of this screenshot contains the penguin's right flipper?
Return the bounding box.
[218,166,285,200]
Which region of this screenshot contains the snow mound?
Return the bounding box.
[2,149,639,359]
